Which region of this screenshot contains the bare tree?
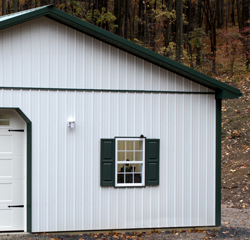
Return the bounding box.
[176,0,183,62]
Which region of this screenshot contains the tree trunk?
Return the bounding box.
[165,0,173,57]
[125,0,134,41]
[13,0,18,12]
[231,0,235,25]
[2,0,6,15]
[236,0,241,29]
[217,0,224,28]
[211,21,217,72]
[40,0,48,6]
[196,0,202,66]
[151,0,157,51]
[187,0,193,67]
[176,0,183,62]
[7,0,11,14]
[114,0,123,36]
[241,0,250,68]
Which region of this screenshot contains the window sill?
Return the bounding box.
[115,184,145,188]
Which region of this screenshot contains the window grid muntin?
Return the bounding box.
[115,138,145,187]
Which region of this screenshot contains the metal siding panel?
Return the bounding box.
[57,23,67,88]
[30,20,41,88]
[135,58,144,90]
[127,53,136,90]
[143,188,150,228]
[127,93,135,136]
[119,51,127,90]
[57,92,67,231]
[0,88,216,232]
[144,62,152,90]
[2,28,12,86]
[134,189,143,228]
[93,92,102,229]
[183,94,192,226]
[47,91,58,231]
[75,31,85,89]
[151,187,159,227]
[110,47,119,90]
[135,93,144,135]
[39,20,50,88]
[191,94,200,226]
[75,92,84,229]
[0,17,214,93]
[49,22,59,88]
[11,25,21,87]
[176,94,183,227]
[167,71,176,91]
[93,39,102,89]
[167,94,177,227]
[159,94,168,227]
[102,43,111,89]
[199,95,207,225]
[159,68,168,91]
[175,75,184,91]
[152,64,160,91]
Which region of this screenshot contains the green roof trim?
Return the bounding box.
[0,5,242,99]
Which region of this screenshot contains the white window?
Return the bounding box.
[115,138,145,187]
[0,114,10,126]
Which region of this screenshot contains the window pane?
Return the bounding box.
[117,164,125,172]
[125,174,133,183]
[134,173,142,183]
[118,152,125,161]
[125,165,133,172]
[135,152,142,161]
[126,141,134,150]
[117,174,124,183]
[126,151,133,161]
[133,164,142,172]
[117,141,125,150]
[0,114,10,119]
[134,141,143,150]
[0,121,9,125]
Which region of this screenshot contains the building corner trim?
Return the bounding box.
[215,99,222,227]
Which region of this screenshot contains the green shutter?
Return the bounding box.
[145,139,160,186]
[100,139,115,186]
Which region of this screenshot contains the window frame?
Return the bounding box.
[115,137,145,187]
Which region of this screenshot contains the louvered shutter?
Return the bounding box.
[145,139,160,186]
[100,139,115,186]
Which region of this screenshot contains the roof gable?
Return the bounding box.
[0,5,242,99]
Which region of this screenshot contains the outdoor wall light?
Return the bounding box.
[68,119,75,128]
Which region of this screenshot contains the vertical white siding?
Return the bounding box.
[0,16,217,232]
[0,90,216,232]
[0,17,214,93]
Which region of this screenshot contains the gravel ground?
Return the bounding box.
[0,205,249,240]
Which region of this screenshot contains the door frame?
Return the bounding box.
[0,108,32,233]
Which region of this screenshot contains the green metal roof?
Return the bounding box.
[0,5,242,99]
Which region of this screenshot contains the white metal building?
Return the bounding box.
[0,6,241,233]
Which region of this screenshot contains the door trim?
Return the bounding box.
[0,108,32,233]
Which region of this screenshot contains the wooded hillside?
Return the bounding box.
[1,0,250,80]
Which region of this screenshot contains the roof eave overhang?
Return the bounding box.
[0,6,242,99]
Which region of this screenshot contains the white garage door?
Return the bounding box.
[0,110,26,232]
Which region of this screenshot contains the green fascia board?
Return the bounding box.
[0,5,52,29]
[0,5,242,99]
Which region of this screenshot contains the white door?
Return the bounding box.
[0,110,26,231]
